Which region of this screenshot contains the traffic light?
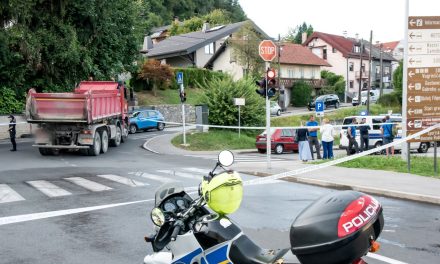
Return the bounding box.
[180,91,186,103]
[255,78,276,98]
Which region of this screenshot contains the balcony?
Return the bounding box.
[279,78,327,89]
[355,71,369,79]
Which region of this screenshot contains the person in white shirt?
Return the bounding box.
[320,118,335,159]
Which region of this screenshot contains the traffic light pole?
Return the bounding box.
[180,83,187,146]
[265,65,271,169]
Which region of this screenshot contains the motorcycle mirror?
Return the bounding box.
[218,150,234,167]
[151,207,165,227]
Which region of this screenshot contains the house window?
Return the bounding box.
[375,65,380,74]
[384,66,390,75]
[288,69,295,78]
[349,62,354,71]
[332,47,337,53]
[205,43,214,54]
[311,68,316,79]
[300,68,304,78]
[350,81,354,88]
[323,48,327,60]
[361,64,365,72]
[354,45,360,53]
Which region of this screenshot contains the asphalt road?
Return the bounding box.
[0,131,439,264]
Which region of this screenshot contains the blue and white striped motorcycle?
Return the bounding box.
[143,151,384,264]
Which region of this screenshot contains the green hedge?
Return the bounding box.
[291,81,312,107]
[378,93,401,107]
[169,68,228,89]
[0,88,24,114]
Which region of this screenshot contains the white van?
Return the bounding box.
[339,115,430,153]
[352,90,380,106]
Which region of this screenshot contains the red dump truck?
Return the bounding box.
[26,81,129,156]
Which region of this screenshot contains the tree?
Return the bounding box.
[392,61,403,101]
[169,9,231,35]
[199,77,265,127]
[284,22,314,44]
[291,81,313,107]
[229,21,265,78]
[138,60,174,96]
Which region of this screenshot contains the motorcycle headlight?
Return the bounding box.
[150,207,165,227]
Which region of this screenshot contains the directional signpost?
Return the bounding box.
[405,16,440,174]
[259,40,277,169]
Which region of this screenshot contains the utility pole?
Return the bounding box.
[367,30,373,114]
[379,43,384,97]
[358,39,364,106]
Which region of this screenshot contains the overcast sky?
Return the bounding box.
[239,0,438,43]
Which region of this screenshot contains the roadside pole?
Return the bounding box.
[435,143,438,175]
[401,0,409,161]
[233,98,245,139]
[265,65,271,169]
[176,72,187,146]
[367,30,373,114]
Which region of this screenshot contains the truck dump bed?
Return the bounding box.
[26,81,125,124]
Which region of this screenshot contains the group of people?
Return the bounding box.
[296,115,336,162]
[346,115,395,157]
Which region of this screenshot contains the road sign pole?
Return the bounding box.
[265,65,271,169]
[401,0,409,161]
[180,83,186,146]
[238,105,241,138]
[435,142,438,176]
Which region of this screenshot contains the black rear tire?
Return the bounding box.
[88,132,101,156]
[257,149,266,154]
[417,143,429,153]
[274,144,284,154]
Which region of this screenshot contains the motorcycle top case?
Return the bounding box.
[290,191,384,264]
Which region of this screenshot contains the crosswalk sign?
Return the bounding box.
[177,72,183,84]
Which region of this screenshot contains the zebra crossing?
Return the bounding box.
[183,153,291,163]
[0,167,209,205]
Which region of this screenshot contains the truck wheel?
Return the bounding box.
[121,126,128,143]
[39,148,50,156]
[275,144,284,154]
[157,122,165,131]
[335,102,340,109]
[88,132,101,156]
[129,124,137,134]
[100,130,109,153]
[110,126,122,147]
[374,141,385,155]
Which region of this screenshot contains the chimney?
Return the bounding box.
[202,22,210,33]
[302,32,308,44]
[141,35,153,53]
[343,30,347,38]
[355,33,359,41]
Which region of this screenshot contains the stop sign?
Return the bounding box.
[259,40,277,61]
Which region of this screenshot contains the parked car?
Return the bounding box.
[129,110,165,133]
[352,90,380,106]
[270,101,281,116]
[255,128,298,154]
[339,115,430,154]
[308,94,340,111]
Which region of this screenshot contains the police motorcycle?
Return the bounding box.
[143,150,384,264]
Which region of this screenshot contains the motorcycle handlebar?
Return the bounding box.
[170,221,183,241]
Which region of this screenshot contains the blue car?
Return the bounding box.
[129,110,165,133]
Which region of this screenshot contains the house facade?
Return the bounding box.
[304,32,396,100]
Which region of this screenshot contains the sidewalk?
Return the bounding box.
[144,132,440,205]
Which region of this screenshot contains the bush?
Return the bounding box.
[199,77,265,127]
[291,81,312,107]
[0,88,24,114]
[378,93,401,107]
[169,68,228,89]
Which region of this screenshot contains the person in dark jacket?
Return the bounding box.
[8,115,17,151]
[296,122,312,162]
[346,117,359,155]
[359,118,370,151]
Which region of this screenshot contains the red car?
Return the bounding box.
[256,128,299,154]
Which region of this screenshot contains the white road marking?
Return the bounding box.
[157,170,201,180]
[0,199,153,226]
[27,180,72,197]
[65,177,113,192]
[367,253,409,264]
[182,167,209,174]
[0,184,25,203]
[138,172,178,183]
[97,174,147,187]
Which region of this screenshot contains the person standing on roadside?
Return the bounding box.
[380,115,395,156]
[306,115,321,160]
[8,115,17,151]
[346,117,359,155]
[320,118,335,159]
[296,122,312,162]
[359,117,370,151]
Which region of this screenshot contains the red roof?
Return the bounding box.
[376,41,400,52]
[279,43,331,67]
[304,31,369,59]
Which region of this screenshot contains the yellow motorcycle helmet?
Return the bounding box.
[201,170,243,215]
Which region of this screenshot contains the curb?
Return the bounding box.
[142,135,163,154]
[241,171,440,206]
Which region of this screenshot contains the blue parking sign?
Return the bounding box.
[176,72,183,84]
[315,101,324,112]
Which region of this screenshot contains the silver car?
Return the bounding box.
[270,101,281,116]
